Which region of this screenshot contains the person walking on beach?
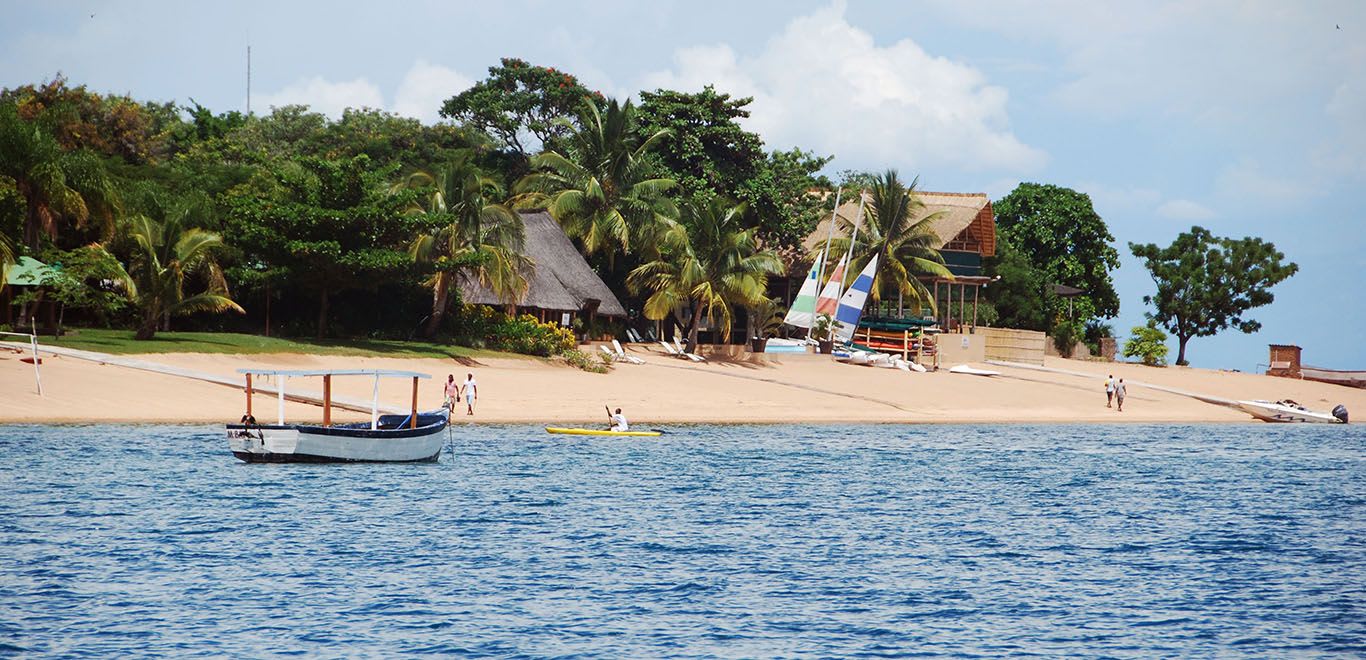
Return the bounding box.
[1105,375,1116,408]
[443,374,460,412]
[1115,378,1127,412]
[460,372,477,416]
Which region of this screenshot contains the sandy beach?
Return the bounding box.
[3,343,1363,425]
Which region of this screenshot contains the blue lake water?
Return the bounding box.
[1,423,1363,657]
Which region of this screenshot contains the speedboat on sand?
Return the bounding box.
[1237,399,1348,424]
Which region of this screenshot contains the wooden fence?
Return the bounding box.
[981,327,1046,365]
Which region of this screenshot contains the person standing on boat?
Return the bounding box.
[443,374,460,412]
[1115,378,1127,412]
[461,373,477,416]
[610,408,629,432]
[1105,375,1116,408]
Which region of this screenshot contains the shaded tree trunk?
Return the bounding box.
[422,273,451,337]
[316,286,330,339]
[684,302,701,353]
[135,306,159,340]
[1176,334,1190,366]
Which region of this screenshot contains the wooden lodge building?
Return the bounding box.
[798,191,997,332]
[458,211,626,327]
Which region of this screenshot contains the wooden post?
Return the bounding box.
[902,329,909,361]
[972,284,980,331]
[322,374,332,427]
[245,373,253,418]
[959,283,966,335]
[410,377,419,429]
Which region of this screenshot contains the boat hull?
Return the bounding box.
[227,411,449,462]
[1236,401,1342,424]
[545,427,661,437]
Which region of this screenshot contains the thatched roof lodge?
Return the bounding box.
[459,211,627,319]
[804,191,996,276]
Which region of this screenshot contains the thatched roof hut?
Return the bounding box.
[804,191,996,264]
[458,212,627,318]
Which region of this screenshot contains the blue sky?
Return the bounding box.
[4,0,1363,371]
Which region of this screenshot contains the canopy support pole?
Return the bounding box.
[371,375,380,430]
[410,377,419,428]
[277,376,286,425]
[322,375,332,427]
[245,374,253,417]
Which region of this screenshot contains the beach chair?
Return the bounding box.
[659,341,686,359]
[626,328,643,343]
[673,338,706,362]
[611,339,645,364]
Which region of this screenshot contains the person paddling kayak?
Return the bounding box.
[606,406,629,432]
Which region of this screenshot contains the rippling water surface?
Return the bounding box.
[1,423,1363,656]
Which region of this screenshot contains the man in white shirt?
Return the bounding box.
[460,373,477,416]
[1105,375,1116,408]
[610,407,629,432]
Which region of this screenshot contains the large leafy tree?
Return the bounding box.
[0,102,118,250]
[635,87,829,250]
[115,204,243,340]
[628,199,782,347]
[515,97,677,263]
[994,183,1120,320]
[823,171,952,314]
[440,58,601,158]
[225,155,430,337]
[983,235,1054,331]
[1130,226,1297,365]
[398,152,529,336]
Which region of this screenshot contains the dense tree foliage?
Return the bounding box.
[1130,226,1297,365]
[994,183,1120,324]
[983,236,1054,332]
[440,58,601,158]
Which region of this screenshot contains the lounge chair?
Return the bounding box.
[611,339,646,364]
[673,338,706,362]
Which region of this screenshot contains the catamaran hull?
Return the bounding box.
[227,414,448,463]
[1236,401,1344,424]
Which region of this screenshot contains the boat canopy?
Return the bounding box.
[236,368,431,379]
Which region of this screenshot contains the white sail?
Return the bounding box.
[834,255,879,342]
[782,248,825,329]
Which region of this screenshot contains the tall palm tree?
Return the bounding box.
[0,103,117,250]
[118,209,243,340]
[628,199,782,348]
[824,171,953,316]
[515,97,677,263]
[400,152,528,336]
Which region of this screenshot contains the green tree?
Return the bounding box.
[824,171,952,314]
[439,58,601,158]
[1123,322,1170,366]
[994,182,1120,320]
[117,209,243,340]
[515,97,677,262]
[0,102,118,250]
[628,199,782,347]
[1129,226,1297,365]
[983,234,1054,331]
[398,152,529,336]
[225,155,429,337]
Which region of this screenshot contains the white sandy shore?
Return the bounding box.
[2,343,1364,425]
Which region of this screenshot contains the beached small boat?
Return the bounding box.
[1236,400,1348,424]
[545,427,662,437]
[227,369,449,463]
[949,364,1001,377]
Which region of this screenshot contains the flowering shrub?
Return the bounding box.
[453,305,576,357]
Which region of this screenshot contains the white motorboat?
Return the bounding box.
[227,369,450,463]
[1236,399,1348,424]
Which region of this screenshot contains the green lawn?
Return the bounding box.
[40,328,506,360]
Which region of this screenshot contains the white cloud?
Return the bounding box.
[255,76,384,118]
[639,2,1045,174]
[1215,159,1319,206]
[393,60,473,123]
[1156,199,1217,221]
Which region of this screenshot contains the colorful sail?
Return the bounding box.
[834,255,879,342]
[782,248,825,329]
[814,255,847,317]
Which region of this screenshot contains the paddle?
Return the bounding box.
[607,403,666,434]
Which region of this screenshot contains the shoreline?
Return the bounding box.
[3,344,1364,426]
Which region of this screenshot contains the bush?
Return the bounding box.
[1123,322,1169,366]
[1051,318,1083,357]
[452,305,575,357]
[561,348,611,374]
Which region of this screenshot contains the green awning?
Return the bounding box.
[4,256,64,287]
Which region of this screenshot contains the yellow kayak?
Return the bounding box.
[545,427,662,437]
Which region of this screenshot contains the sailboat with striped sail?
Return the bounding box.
[834,255,879,342]
[782,247,825,329]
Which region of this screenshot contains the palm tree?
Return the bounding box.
[0,103,117,250]
[628,199,782,348]
[118,208,243,340]
[824,171,953,316]
[515,97,677,263]
[0,231,14,291]
[400,152,529,336]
